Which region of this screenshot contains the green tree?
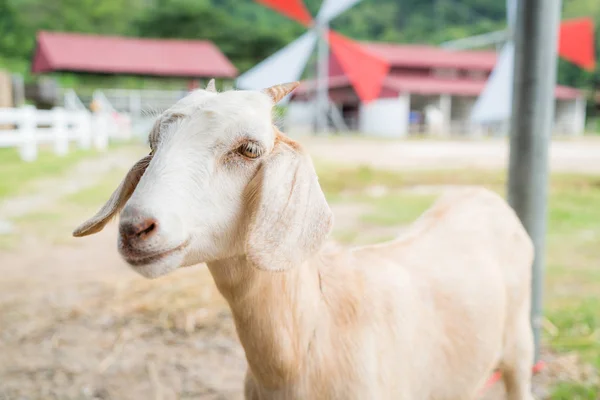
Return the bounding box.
[0,0,598,100]
[0,0,27,58]
[133,0,300,72]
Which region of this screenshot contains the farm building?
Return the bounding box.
[30,31,238,115]
[32,31,237,79]
[287,43,586,137]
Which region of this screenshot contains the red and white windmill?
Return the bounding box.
[450,0,597,123]
[236,0,391,132]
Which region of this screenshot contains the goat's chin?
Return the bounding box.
[122,251,186,279]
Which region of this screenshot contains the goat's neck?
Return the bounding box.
[207,256,322,388]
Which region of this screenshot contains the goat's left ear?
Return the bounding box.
[72,155,151,237]
[245,136,333,271]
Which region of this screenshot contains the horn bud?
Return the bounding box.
[206,79,216,92]
[263,82,300,104]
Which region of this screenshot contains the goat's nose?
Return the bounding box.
[120,217,158,242]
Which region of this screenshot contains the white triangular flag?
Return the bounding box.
[236,31,317,103]
[471,42,514,123]
[317,0,362,23]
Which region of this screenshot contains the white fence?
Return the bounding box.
[0,106,132,162]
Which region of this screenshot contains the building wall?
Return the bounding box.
[449,96,487,136]
[285,93,587,137]
[555,97,586,136]
[359,94,410,138]
[408,94,450,136]
[285,101,315,134]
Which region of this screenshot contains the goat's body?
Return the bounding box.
[217,188,534,400]
[73,82,534,400]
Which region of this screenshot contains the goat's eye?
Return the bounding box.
[237,142,262,159]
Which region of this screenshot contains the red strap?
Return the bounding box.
[558,17,596,71]
[256,0,313,26]
[328,31,390,103]
[479,361,546,397]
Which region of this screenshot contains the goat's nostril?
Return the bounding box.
[122,218,158,241]
[136,219,157,238]
[137,220,156,236]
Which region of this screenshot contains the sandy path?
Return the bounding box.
[0,224,247,400]
[299,136,600,173]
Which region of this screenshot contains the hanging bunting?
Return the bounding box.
[328,31,390,103]
[256,0,313,26]
[471,43,515,123]
[317,0,362,23]
[558,17,596,71]
[236,31,317,104]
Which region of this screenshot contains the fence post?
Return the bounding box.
[77,111,92,150]
[119,114,133,141]
[92,111,109,151]
[19,106,37,162]
[129,90,142,120]
[52,107,68,156]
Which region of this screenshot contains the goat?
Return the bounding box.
[73,80,535,400]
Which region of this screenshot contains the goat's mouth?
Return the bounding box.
[119,240,190,267]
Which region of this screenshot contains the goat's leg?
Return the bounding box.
[500,307,535,400]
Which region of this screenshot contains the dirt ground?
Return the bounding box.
[0,226,246,400]
[1,137,599,399]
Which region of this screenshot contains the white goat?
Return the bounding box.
[73,80,535,400]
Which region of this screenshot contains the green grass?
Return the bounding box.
[315,163,508,197]
[333,230,361,244]
[316,162,600,196]
[0,234,18,251]
[551,382,599,400]
[0,140,144,200]
[0,144,140,250]
[0,147,96,199]
[2,167,131,248]
[546,298,600,365]
[12,210,63,224]
[359,194,436,226]
[64,170,125,208]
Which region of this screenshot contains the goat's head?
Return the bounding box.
[73,81,333,278]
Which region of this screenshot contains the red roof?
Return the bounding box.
[295,75,580,100]
[384,75,580,99]
[362,43,498,71]
[32,31,237,78]
[385,75,485,96]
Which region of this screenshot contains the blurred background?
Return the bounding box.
[0,0,599,399]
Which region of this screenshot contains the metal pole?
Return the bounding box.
[506,0,517,34]
[316,22,329,134]
[507,0,562,362]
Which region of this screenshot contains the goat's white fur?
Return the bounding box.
[74,81,535,400]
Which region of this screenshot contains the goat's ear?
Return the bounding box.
[205,79,216,92]
[72,155,151,237]
[245,138,333,271]
[262,82,300,104]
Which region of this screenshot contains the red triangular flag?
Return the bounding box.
[328,31,390,103]
[256,0,313,27]
[558,17,596,71]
